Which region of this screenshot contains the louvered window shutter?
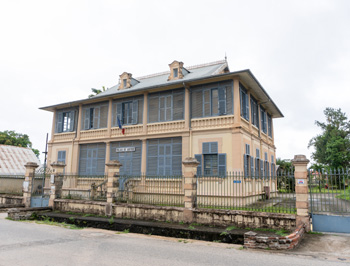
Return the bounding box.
[218,87,226,115]
[203,89,210,116]
[83,109,90,130]
[250,156,254,176]
[173,91,184,120]
[191,90,203,118]
[116,103,122,125]
[57,112,63,133]
[202,142,210,154]
[93,107,100,129]
[195,154,202,176]
[243,154,248,176]
[260,159,264,177]
[210,142,218,154]
[69,111,75,132]
[218,153,226,177]
[132,100,138,124]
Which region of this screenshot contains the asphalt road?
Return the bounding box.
[0,213,347,266]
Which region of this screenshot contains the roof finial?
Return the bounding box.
[225,52,227,62]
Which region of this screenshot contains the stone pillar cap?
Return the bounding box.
[182,157,200,166]
[106,160,123,167]
[292,155,310,165]
[25,162,39,168]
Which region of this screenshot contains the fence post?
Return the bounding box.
[49,162,66,208]
[292,154,310,232]
[182,157,199,223]
[105,160,122,205]
[22,162,39,208]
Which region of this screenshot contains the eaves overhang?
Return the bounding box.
[40,69,283,118]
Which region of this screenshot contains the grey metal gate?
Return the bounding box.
[30,172,50,208]
[309,169,350,233]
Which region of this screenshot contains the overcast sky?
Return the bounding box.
[1,0,349,163]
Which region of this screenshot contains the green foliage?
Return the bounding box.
[88,86,107,98]
[0,130,40,157]
[308,108,350,169]
[276,158,293,173]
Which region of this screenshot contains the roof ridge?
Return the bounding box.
[186,60,226,70]
[135,60,226,80]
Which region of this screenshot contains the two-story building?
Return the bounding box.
[40,60,283,177]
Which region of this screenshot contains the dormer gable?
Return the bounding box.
[118,72,139,90]
[167,60,188,81]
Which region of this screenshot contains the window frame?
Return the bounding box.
[56,110,76,133]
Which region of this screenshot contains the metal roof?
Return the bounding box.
[39,60,283,118]
[0,145,40,175]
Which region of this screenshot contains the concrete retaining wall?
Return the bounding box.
[0,194,23,205]
[53,199,296,230]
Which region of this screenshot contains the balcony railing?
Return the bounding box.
[191,115,234,130]
[53,132,75,142]
[111,125,144,137]
[147,120,185,134]
[80,128,108,140]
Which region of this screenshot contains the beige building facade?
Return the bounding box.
[41,60,283,177]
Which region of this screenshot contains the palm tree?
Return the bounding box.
[88,86,107,98]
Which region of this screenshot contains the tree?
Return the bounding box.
[308,108,350,169]
[276,158,293,173]
[88,86,107,98]
[0,130,40,158]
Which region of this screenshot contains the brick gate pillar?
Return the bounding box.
[182,157,200,223]
[22,162,39,208]
[105,160,122,204]
[49,162,66,208]
[292,154,310,232]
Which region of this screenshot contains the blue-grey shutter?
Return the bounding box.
[93,107,100,129]
[57,151,66,163]
[173,91,184,120]
[203,89,210,116]
[69,111,75,132]
[250,157,254,176]
[132,100,138,124]
[195,154,202,176]
[260,159,264,177]
[203,142,210,154]
[191,90,203,118]
[243,155,248,176]
[57,112,63,133]
[245,94,249,121]
[218,153,226,177]
[218,87,226,115]
[210,142,218,154]
[255,158,259,176]
[84,109,90,130]
[116,103,122,125]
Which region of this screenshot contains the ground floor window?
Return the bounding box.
[79,143,106,175]
[110,140,142,175]
[147,137,182,175]
[195,142,226,176]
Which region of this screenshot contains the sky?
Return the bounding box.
[1,0,350,164]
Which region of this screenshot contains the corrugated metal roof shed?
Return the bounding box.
[0,145,40,175]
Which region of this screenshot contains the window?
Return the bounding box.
[79,143,106,175]
[173,68,178,78]
[264,152,269,177]
[250,97,259,128]
[195,142,226,176]
[268,114,272,137]
[255,148,261,177]
[148,90,184,123]
[57,151,66,173]
[113,97,143,127]
[123,79,127,88]
[240,83,249,121]
[110,140,142,175]
[82,103,108,130]
[147,137,182,175]
[243,144,254,176]
[271,155,275,177]
[261,107,267,134]
[56,110,75,133]
[191,81,233,118]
